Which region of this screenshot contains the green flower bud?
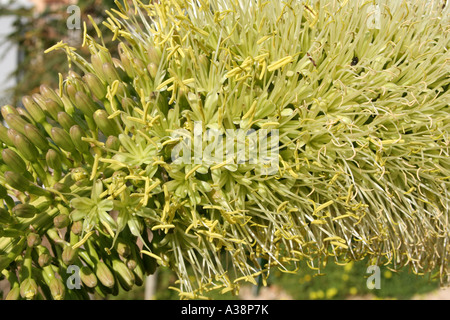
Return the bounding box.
[93,110,121,137]
[4,113,28,135]
[53,214,70,229]
[115,240,131,258]
[62,245,78,265]
[147,62,158,79]
[102,62,121,83]
[46,149,62,171]
[69,125,89,153]
[130,260,144,287]
[12,132,39,162]
[97,49,113,65]
[7,128,19,144]
[51,127,76,152]
[31,93,48,112]
[133,58,146,74]
[118,45,134,77]
[71,167,88,182]
[4,171,30,192]
[71,220,83,235]
[49,278,65,300]
[112,259,135,291]
[40,84,63,107]
[91,53,106,81]
[22,96,46,123]
[45,99,64,121]
[105,135,120,151]
[80,266,98,288]
[27,232,41,247]
[126,258,137,271]
[2,149,27,174]
[74,91,98,117]
[1,104,19,119]
[16,108,35,124]
[61,92,75,115]
[83,73,107,100]
[12,203,36,218]
[19,278,38,300]
[57,112,76,131]
[23,123,49,151]
[65,84,78,104]
[68,70,82,80]
[38,252,52,267]
[95,261,115,288]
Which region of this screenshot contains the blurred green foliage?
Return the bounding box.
[110,258,440,300]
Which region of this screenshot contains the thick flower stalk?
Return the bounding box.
[0,0,449,299]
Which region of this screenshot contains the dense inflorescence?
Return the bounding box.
[0,0,449,299]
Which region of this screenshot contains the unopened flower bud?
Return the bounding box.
[46,149,62,171]
[147,62,158,79]
[93,110,121,137]
[40,84,63,106]
[1,104,19,119]
[80,266,98,288]
[38,252,52,267]
[19,278,38,300]
[27,232,41,247]
[95,261,115,288]
[102,62,121,83]
[74,91,98,117]
[45,99,64,121]
[12,131,39,161]
[112,259,135,291]
[12,203,36,218]
[83,73,106,100]
[69,125,89,153]
[49,278,65,300]
[53,214,70,229]
[62,245,78,265]
[4,171,30,192]
[71,220,83,235]
[57,112,76,131]
[51,127,76,152]
[2,148,27,174]
[105,135,120,151]
[0,123,14,146]
[4,113,28,135]
[23,96,46,123]
[24,123,49,151]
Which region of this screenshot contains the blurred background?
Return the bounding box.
[0,0,448,300]
[0,0,116,110]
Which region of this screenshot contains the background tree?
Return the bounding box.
[0,0,116,108]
